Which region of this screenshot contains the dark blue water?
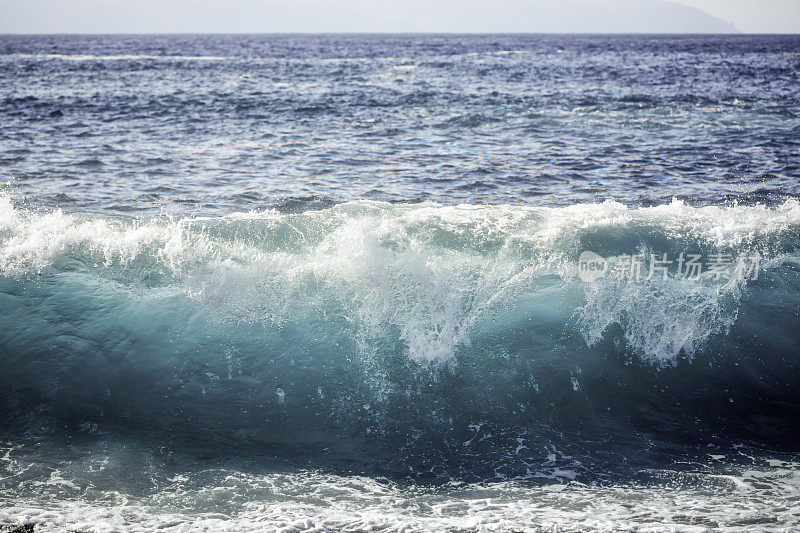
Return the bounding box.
[1,34,799,531]
[2,34,799,214]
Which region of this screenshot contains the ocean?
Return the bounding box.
[0,34,799,531]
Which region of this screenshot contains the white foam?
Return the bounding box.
[0,465,798,532]
[1,195,798,366]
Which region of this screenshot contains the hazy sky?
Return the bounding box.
[0,0,797,34]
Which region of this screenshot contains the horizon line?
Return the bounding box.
[4,31,799,36]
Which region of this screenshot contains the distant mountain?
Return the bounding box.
[0,0,741,34]
[409,0,742,33]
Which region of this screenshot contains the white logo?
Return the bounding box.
[578,251,608,282]
[576,251,761,282]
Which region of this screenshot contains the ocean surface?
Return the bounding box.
[1,34,799,531]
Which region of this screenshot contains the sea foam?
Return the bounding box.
[1,195,799,365]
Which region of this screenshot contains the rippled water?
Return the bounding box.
[1,34,799,532]
[2,34,799,214]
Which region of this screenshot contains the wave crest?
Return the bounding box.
[1,195,799,365]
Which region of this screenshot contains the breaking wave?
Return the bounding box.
[1,194,800,477]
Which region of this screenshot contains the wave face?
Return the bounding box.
[2,195,800,480]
